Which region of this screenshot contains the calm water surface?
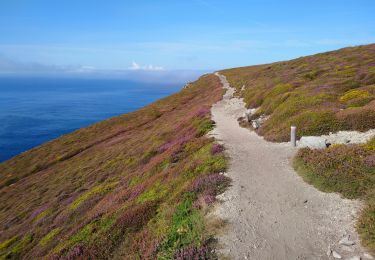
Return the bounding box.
[0,77,181,162]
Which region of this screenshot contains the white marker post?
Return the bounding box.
[291,126,296,147]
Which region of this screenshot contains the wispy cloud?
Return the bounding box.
[0,53,205,84]
[128,61,164,71]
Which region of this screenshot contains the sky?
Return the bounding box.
[0,0,374,81]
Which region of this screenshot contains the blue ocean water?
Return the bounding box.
[0,77,182,162]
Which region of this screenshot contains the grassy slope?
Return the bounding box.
[221,44,375,141]
[221,43,375,251]
[0,74,230,259]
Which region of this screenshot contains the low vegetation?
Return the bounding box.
[221,44,375,141]
[294,137,375,250]
[1,42,374,258]
[0,74,230,258]
[222,43,375,251]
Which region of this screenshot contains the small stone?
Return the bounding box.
[327,246,332,257]
[339,236,355,246]
[332,251,342,259]
[251,120,260,129]
[364,253,374,259]
[303,199,308,203]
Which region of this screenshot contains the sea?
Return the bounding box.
[0,77,182,162]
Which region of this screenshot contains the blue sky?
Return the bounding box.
[0,0,374,80]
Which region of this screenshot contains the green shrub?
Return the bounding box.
[0,236,18,251]
[69,182,118,210]
[158,196,205,259]
[365,137,375,151]
[137,182,168,203]
[193,118,215,137]
[39,228,61,246]
[340,89,372,103]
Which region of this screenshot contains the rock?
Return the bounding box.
[324,129,375,145]
[248,108,258,115]
[303,199,308,203]
[364,253,374,259]
[244,111,251,122]
[332,251,342,259]
[339,236,355,246]
[327,246,332,257]
[298,136,327,149]
[252,120,260,129]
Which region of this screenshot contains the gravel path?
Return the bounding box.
[210,73,370,260]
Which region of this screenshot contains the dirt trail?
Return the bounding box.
[210,73,370,260]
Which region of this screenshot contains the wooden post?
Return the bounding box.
[291,126,296,147]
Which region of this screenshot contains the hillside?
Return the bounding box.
[1,44,375,259]
[221,44,375,254]
[222,44,375,141]
[0,74,229,259]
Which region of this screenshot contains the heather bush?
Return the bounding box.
[39,228,61,246]
[294,137,375,250]
[364,155,375,167]
[173,241,213,260]
[222,44,375,141]
[195,107,211,118]
[29,204,50,220]
[0,58,227,258]
[337,101,375,131]
[115,202,158,232]
[211,143,224,155]
[69,182,118,210]
[189,173,231,196]
[120,229,160,259]
[193,117,215,137]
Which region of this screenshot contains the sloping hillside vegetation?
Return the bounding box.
[294,137,375,250]
[222,44,375,141]
[222,44,375,252]
[0,74,229,259]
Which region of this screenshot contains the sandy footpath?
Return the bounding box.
[209,73,370,260]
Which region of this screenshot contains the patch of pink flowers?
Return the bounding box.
[174,244,211,260]
[189,173,230,196]
[211,143,224,155]
[365,155,375,167]
[195,107,210,118]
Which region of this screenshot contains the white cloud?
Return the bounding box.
[128,61,164,71]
